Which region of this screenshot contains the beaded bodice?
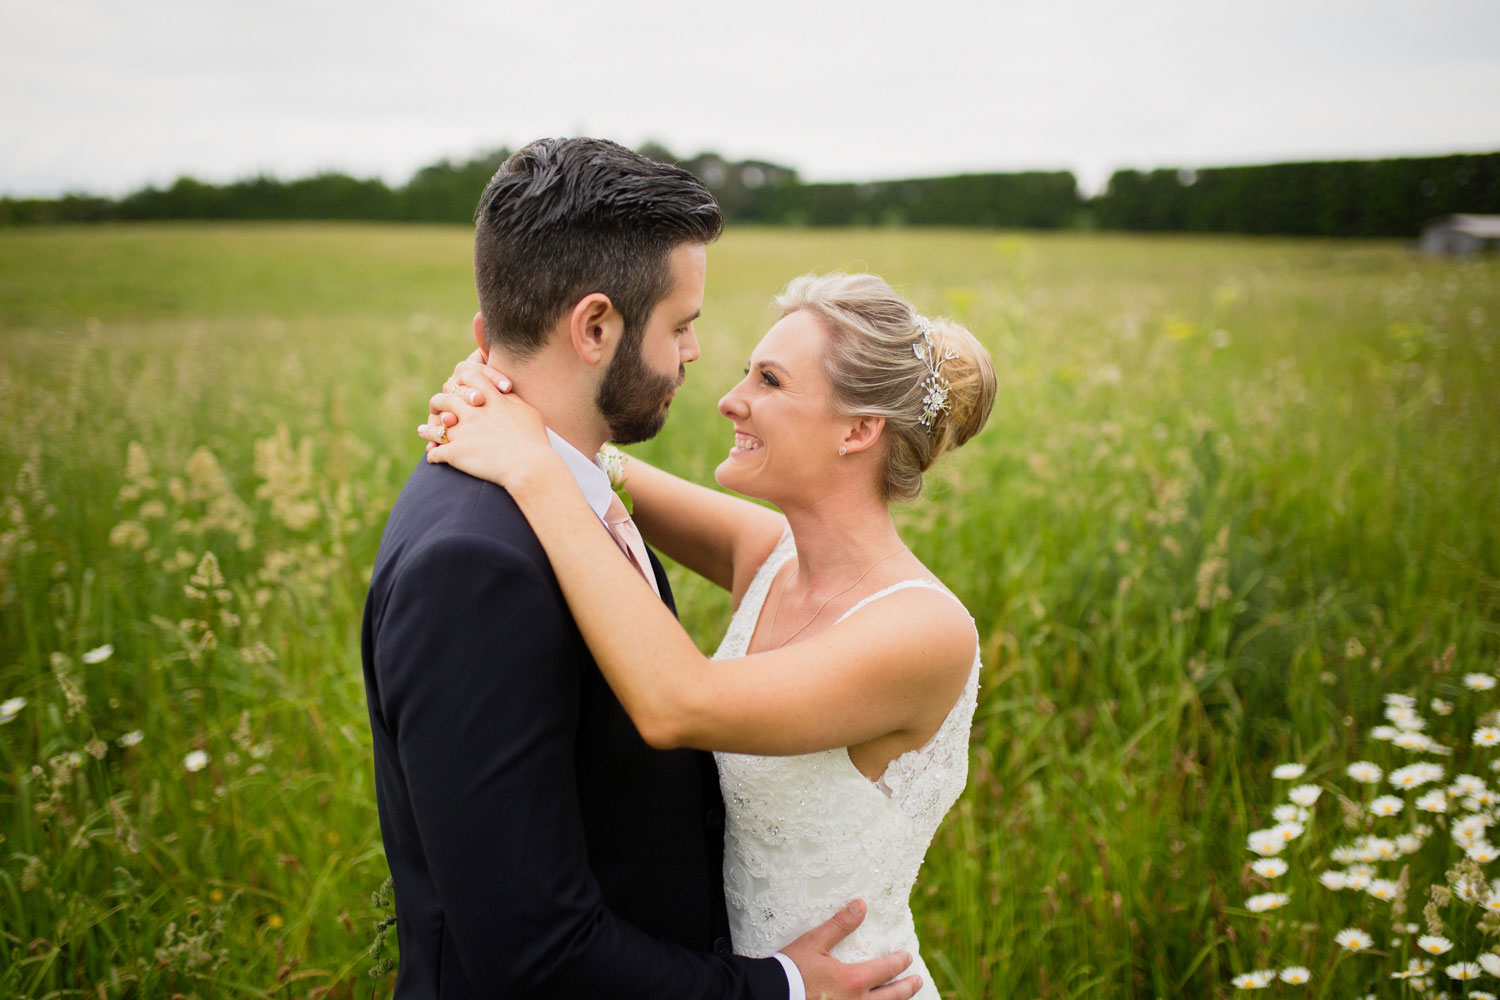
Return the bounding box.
[712,531,979,997]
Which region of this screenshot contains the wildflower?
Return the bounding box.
[1366,879,1400,901]
[1232,970,1276,990]
[1456,875,1485,901]
[1370,795,1404,817]
[118,730,144,748]
[1371,725,1399,741]
[1273,822,1304,843]
[1391,763,1444,789]
[1272,804,1310,823]
[1467,842,1500,863]
[1346,761,1383,784]
[1385,692,1416,708]
[1272,763,1306,780]
[1278,967,1309,985]
[1336,928,1373,951]
[267,913,285,929]
[1419,936,1454,955]
[0,696,25,724]
[1386,704,1418,723]
[1319,871,1349,890]
[1246,892,1290,913]
[1417,791,1449,813]
[81,644,113,664]
[1393,731,1435,751]
[1466,673,1497,691]
[1394,958,1437,979]
[1447,962,1482,981]
[183,750,210,773]
[1344,869,1373,890]
[1248,830,1285,856]
[1433,697,1455,715]
[1471,992,1496,1000]
[1474,728,1500,747]
[1252,858,1289,878]
[1288,784,1322,807]
[1451,774,1487,794]
[1482,954,1500,976]
[1464,789,1499,810]
[1396,833,1425,855]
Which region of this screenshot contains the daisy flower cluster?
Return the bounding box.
[1233,680,1500,991]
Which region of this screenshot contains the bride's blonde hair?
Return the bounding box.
[775,272,996,502]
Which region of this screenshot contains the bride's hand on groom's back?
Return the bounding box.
[782,900,923,1000]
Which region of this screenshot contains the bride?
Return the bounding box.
[423,271,995,999]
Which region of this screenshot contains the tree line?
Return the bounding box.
[3,145,1497,238]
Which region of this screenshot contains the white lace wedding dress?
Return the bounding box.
[712,531,980,999]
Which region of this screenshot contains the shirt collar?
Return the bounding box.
[546,428,614,522]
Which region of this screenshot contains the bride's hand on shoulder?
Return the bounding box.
[418,352,551,491]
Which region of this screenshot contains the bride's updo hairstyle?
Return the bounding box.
[776,272,997,502]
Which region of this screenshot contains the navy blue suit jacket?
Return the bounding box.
[362,458,789,998]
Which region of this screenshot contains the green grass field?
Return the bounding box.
[0,223,1496,998]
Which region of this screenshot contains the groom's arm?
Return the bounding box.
[376,532,789,999]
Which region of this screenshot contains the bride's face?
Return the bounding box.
[714,309,847,501]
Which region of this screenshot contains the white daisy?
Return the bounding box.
[1248,829,1286,856]
[1232,970,1276,990]
[0,696,26,724]
[1465,673,1497,691]
[1272,804,1307,824]
[183,750,210,773]
[1318,870,1349,890]
[1451,774,1487,794]
[1252,858,1289,878]
[1344,869,1373,890]
[1390,763,1444,789]
[1474,727,1500,747]
[1433,697,1455,715]
[1416,789,1449,812]
[1246,892,1290,913]
[1396,833,1425,855]
[1447,962,1482,981]
[1370,725,1399,742]
[1393,731,1435,751]
[1272,763,1306,780]
[1278,967,1310,984]
[1366,879,1400,901]
[1481,953,1500,976]
[1468,842,1500,863]
[1386,704,1418,723]
[1419,936,1454,955]
[1469,991,1496,1000]
[1370,795,1404,817]
[1335,928,1373,951]
[1346,761,1383,784]
[117,729,144,748]
[1385,692,1417,708]
[81,643,113,664]
[1288,784,1322,807]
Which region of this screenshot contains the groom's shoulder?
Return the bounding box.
[373,457,547,583]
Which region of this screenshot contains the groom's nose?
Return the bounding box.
[679,325,701,365]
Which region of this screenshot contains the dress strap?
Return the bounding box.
[833,578,973,626]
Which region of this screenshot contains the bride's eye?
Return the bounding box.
[761,371,780,388]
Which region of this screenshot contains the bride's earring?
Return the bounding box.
[838,446,847,456]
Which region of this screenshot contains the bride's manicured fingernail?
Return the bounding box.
[497,378,511,392]
[467,390,480,404]
[417,423,428,435]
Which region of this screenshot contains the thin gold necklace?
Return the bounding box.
[766,544,909,649]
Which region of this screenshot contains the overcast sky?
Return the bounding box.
[3,0,1498,198]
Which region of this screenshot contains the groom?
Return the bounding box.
[362,138,916,999]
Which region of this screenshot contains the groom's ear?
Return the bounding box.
[566,293,624,367]
[472,311,489,362]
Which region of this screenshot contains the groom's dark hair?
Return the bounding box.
[473,137,723,357]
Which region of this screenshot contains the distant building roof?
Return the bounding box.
[1423,214,1500,238]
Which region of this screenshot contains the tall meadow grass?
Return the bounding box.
[0,223,1495,997]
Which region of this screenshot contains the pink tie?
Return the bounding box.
[604,493,661,597]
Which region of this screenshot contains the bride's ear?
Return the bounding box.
[840,415,885,456]
[472,312,489,362]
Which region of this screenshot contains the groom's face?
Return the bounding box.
[597,243,706,444]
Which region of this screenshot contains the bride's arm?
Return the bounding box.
[426,381,976,757]
[431,355,785,601]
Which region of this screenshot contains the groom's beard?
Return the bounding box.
[597,340,683,445]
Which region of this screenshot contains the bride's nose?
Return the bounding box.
[718,380,748,420]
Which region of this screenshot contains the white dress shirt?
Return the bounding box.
[545,429,806,1000]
